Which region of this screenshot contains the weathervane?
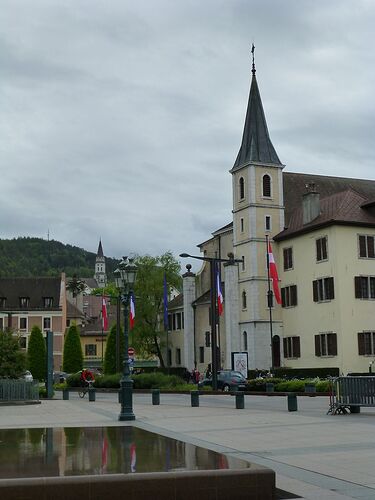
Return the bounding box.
[251,43,256,75]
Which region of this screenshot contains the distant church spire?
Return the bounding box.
[232,50,282,170]
[94,239,107,288]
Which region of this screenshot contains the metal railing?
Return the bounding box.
[328,376,375,414]
[0,379,39,401]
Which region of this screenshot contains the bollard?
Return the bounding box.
[287,393,298,412]
[235,391,244,409]
[62,388,69,400]
[88,387,96,402]
[191,390,200,407]
[266,383,274,393]
[152,389,160,405]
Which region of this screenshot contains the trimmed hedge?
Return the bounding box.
[66,371,186,390]
[272,367,339,379]
[246,378,332,393]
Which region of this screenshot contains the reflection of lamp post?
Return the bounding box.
[114,257,138,421]
[180,252,242,390]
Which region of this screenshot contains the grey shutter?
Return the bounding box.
[313,280,318,302]
[281,287,286,308]
[315,335,321,356]
[354,276,362,298]
[283,338,288,357]
[359,235,367,257]
[328,333,337,356]
[358,332,365,355]
[293,336,301,358]
[368,236,375,258]
[291,285,297,306]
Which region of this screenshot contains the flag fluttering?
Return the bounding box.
[129,293,135,329]
[101,296,108,331]
[130,443,137,473]
[216,264,224,316]
[163,272,168,330]
[267,240,281,305]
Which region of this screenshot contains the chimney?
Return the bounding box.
[302,182,320,224]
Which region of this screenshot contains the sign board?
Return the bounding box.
[232,352,248,378]
[128,347,135,357]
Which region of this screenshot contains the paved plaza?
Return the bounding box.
[1,392,375,500]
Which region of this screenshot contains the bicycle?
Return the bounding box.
[78,379,94,398]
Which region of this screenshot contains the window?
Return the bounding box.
[19,337,27,349]
[19,317,27,330]
[168,314,172,331]
[176,348,181,365]
[283,336,301,358]
[176,313,182,330]
[283,247,293,271]
[243,331,248,351]
[262,174,271,197]
[167,349,172,366]
[43,297,54,308]
[85,344,97,356]
[242,291,247,309]
[240,218,244,232]
[358,331,375,356]
[19,297,30,308]
[43,317,51,330]
[0,298,6,308]
[316,237,328,261]
[241,256,245,271]
[315,333,337,356]
[281,285,297,307]
[313,277,334,302]
[265,215,271,232]
[354,276,375,299]
[358,235,375,258]
[205,331,211,347]
[199,346,204,363]
[239,177,245,200]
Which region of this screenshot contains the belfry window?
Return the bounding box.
[239,177,245,200]
[262,174,271,197]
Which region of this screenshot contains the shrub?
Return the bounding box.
[275,380,305,392]
[246,377,284,391]
[63,324,83,373]
[27,326,46,381]
[132,372,184,389]
[66,372,82,387]
[39,387,54,398]
[0,330,26,378]
[94,374,121,388]
[273,367,339,379]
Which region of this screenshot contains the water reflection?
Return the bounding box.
[0,427,248,479]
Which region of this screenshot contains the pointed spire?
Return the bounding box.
[232,52,282,170]
[97,239,104,258]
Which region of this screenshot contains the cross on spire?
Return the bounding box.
[251,43,256,75]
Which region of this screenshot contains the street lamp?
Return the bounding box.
[180,252,242,390]
[114,256,138,421]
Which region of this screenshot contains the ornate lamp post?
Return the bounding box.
[114,257,138,421]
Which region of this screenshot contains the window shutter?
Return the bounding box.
[283,249,288,271]
[328,333,337,356]
[313,280,318,302]
[354,276,362,298]
[291,285,297,306]
[327,277,335,300]
[358,332,365,355]
[283,338,288,357]
[368,236,375,258]
[281,288,286,308]
[322,237,327,260]
[315,335,321,356]
[316,239,322,261]
[293,336,301,358]
[289,248,293,269]
[359,235,366,257]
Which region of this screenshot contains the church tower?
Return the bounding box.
[229,48,284,370]
[94,240,107,288]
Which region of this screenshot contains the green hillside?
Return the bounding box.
[0,237,119,278]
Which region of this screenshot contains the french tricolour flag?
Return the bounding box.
[101,296,108,331]
[267,240,281,305]
[130,443,136,472]
[216,265,223,316]
[129,293,135,330]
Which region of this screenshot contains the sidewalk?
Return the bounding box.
[1,392,374,500]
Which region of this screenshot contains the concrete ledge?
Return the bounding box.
[0,468,275,500]
[0,401,41,406]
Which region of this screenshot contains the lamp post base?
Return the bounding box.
[118,377,135,421]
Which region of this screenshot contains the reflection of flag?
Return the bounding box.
[163,273,168,330]
[216,264,223,316]
[101,436,108,473]
[267,241,281,305]
[130,443,136,472]
[102,296,108,330]
[129,293,135,329]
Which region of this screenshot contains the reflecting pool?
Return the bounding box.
[0,427,249,478]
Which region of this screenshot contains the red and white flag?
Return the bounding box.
[101,436,108,473]
[216,265,224,316]
[267,241,281,305]
[101,296,108,330]
[129,293,135,330]
[130,443,136,472]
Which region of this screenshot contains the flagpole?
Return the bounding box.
[101,292,104,369]
[266,234,274,373]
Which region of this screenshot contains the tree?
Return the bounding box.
[63,324,83,373]
[104,323,123,374]
[27,325,46,381]
[131,252,181,365]
[0,331,26,378]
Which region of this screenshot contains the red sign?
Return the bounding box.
[128,347,135,357]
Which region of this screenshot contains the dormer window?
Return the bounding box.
[262,174,271,197]
[19,297,30,308]
[0,297,6,308]
[43,297,54,308]
[239,177,245,200]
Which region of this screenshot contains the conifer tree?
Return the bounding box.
[63,324,83,373]
[27,325,46,381]
[104,324,123,374]
[0,330,26,378]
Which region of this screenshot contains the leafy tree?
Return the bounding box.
[63,324,83,373]
[27,325,46,381]
[0,330,26,378]
[91,282,119,300]
[131,252,181,366]
[104,324,123,375]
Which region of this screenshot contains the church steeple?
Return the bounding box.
[97,239,104,258]
[232,49,282,170]
[94,239,107,288]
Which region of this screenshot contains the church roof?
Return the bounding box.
[96,240,104,258]
[232,71,282,171]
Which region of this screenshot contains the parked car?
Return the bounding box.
[198,370,247,391]
[53,371,68,384]
[23,370,33,382]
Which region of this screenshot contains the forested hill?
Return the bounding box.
[0,237,119,278]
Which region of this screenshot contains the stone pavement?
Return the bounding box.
[1,392,375,500]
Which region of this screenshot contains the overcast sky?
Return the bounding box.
[1,1,374,266]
